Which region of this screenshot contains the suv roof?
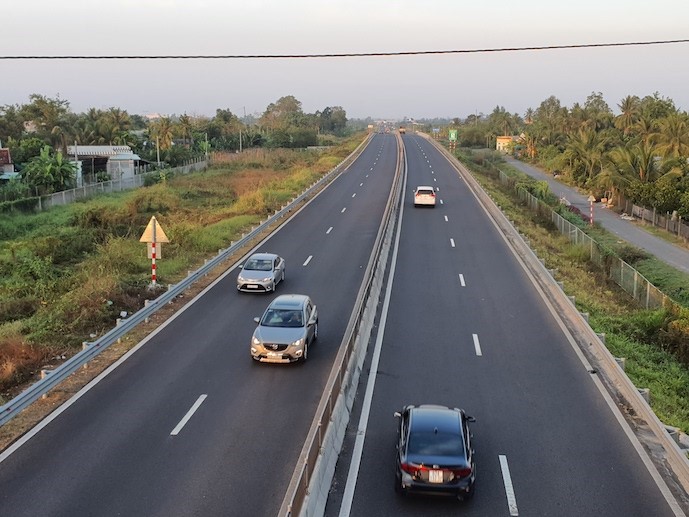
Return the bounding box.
[269,294,309,310]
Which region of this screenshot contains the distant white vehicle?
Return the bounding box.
[414,186,436,207]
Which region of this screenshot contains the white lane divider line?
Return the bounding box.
[459,273,466,287]
[352,193,356,198]
[341,207,347,213]
[450,238,456,248]
[326,227,333,234]
[366,174,369,178]
[171,394,207,436]
[473,334,482,356]
[500,455,519,515]
[303,255,313,266]
[440,199,444,205]
[433,178,437,182]
[444,215,448,222]
[360,183,363,187]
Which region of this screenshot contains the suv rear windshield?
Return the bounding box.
[416,189,434,196]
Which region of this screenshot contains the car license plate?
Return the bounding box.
[247,284,258,289]
[429,470,443,483]
[267,352,280,357]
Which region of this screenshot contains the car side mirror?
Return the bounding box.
[394,411,401,418]
[308,315,317,326]
[238,264,243,269]
[466,415,476,423]
[253,317,260,324]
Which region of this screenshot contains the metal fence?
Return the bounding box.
[36,157,208,211]
[507,171,670,310]
[619,195,689,242]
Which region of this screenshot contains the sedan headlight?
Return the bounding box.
[291,338,305,347]
[252,336,262,346]
[261,276,273,282]
[238,275,246,282]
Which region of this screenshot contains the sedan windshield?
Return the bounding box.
[244,259,273,271]
[408,432,464,457]
[260,309,304,327]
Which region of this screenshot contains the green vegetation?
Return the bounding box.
[0,134,364,392]
[0,94,352,203]
[453,147,689,432]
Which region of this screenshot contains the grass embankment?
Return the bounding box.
[0,136,364,398]
[454,148,689,432]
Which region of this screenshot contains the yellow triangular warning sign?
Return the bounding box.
[139,216,170,243]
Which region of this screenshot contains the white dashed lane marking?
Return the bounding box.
[170,395,207,436]
[473,334,482,356]
[303,255,313,266]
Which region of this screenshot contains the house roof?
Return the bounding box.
[0,148,12,166]
[67,145,132,157]
[111,153,142,161]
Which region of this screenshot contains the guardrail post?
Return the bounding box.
[82,342,91,368]
[615,357,625,370]
[40,369,52,399]
[638,388,650,403]
[581,312,589,322]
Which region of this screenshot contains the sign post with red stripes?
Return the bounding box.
[139,216,169,287]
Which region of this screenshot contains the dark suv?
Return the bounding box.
[395,404,476,500]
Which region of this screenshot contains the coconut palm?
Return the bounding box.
[150,117,175,150]
[608,141,661,183]
[615,95,641,136]
[655,113,689,160]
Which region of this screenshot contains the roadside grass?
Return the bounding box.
[457,148,689,431]
[0,134,364,394]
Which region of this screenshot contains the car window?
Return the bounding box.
[408,432,464,457]
[245,258,273,271]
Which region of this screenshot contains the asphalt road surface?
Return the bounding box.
[505,156,689,274]
[326,134,680,517]
[0,134,398,517]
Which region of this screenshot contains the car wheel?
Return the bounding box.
[313,322,318,342]
[394,472,406,496]
[281,269,285,282]
[459,483,475,501]
[302,343,308,362]
[270,280,276,291]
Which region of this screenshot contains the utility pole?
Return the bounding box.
[156,136,161,167]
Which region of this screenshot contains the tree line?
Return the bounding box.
[0,94,349,199]
[436,92,689,217]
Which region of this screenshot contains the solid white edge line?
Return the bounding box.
[473,333,482,356]
[450,238,456,248]
[303,255,313,266]
[459,273,466,287]
[338,165,405,517]
[326,227,333,234]
[170,394,207,436]
[500,454,519,516]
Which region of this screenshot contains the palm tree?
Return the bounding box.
[655,113,689,159]
[562,128,609,184]
[632,117,658,146]
[608,141,660,183]
[615,95,641,136]
[178,114,194,147]
[150,117,175,150]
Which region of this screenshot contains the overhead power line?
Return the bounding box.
[2,39,688,60]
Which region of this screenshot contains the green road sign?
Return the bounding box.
[449,129,458,142]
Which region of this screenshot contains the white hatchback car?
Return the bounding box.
[237,253,285,292]
[414,186,436,207]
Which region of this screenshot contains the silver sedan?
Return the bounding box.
[237,253,285,292]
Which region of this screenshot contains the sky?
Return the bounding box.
[3,0,689,121]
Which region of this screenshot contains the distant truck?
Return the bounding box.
[399,126,406,134]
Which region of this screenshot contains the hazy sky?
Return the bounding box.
[3,0,689,121]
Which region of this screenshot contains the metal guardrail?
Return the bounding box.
[0,136,372,428]
[279,134,405,516]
